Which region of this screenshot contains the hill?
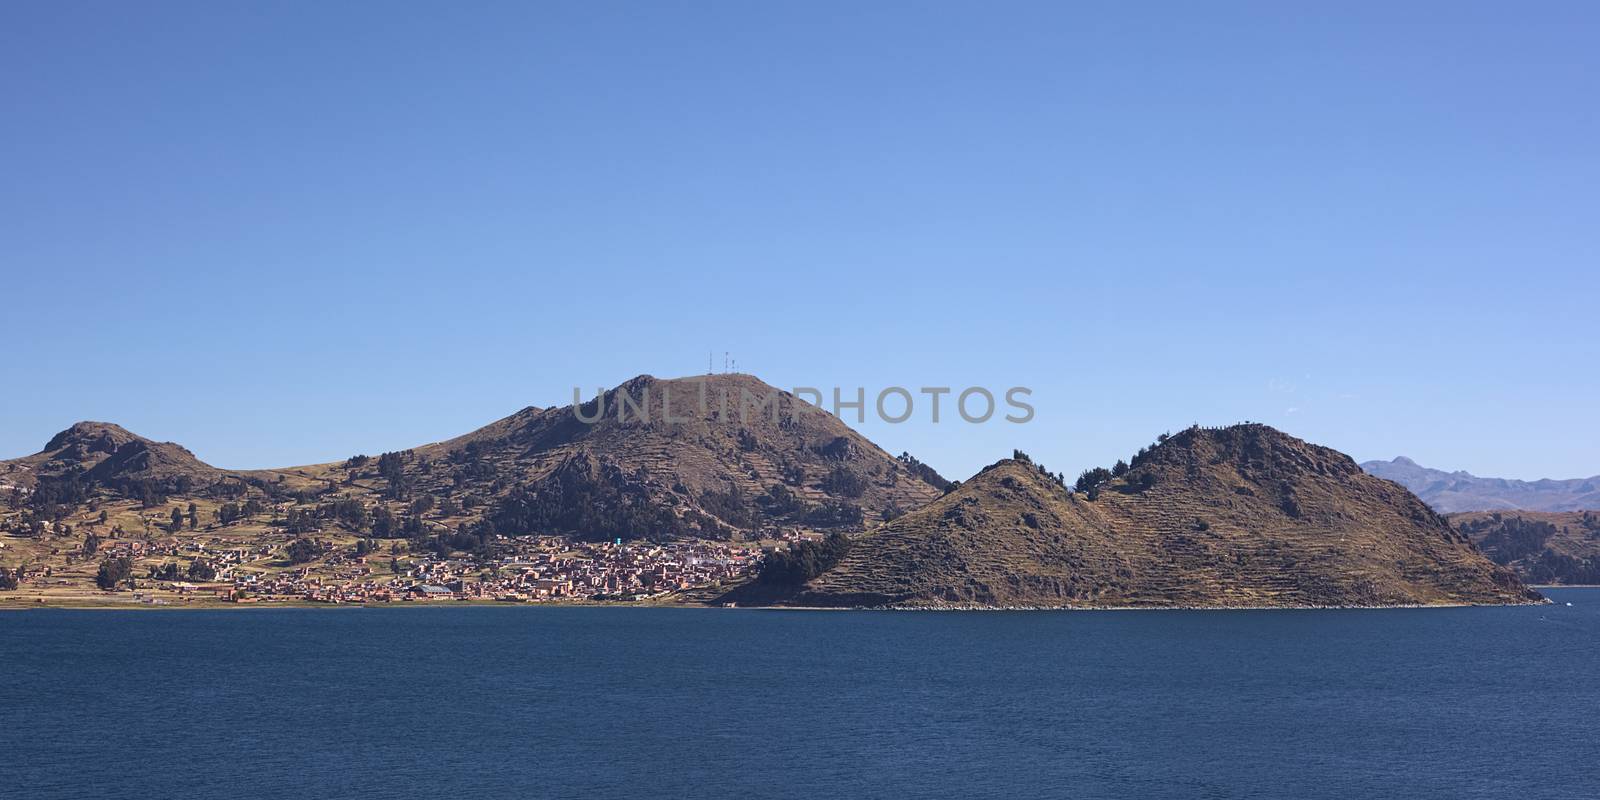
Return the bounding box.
[361,373,946,539]
[0,373,953,605]
[1360,457,1600,513]
[734,425,1540,608]
[1448,510,1600,585]
[1,421,226,506]
[3,374,946,544]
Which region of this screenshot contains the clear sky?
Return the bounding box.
[3,1,1596,481]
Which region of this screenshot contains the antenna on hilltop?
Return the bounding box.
[708,350,713,375]
[724,351,728,373]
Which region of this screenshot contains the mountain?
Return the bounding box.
[2,374,946,541]
[1360,457,1600,513]
[1,421,225,503]
[733,424,1539,608]
[372,373,946,539]
[1448,510,1600,585]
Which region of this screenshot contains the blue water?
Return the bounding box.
[4,589,1597,800]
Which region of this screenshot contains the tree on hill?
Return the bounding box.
[409,495,436,516]
[377,451,412,499]
[286,538,321,565]
[758,532,854,586]
[820,466,868,499]
[880,500,906,522]
[1075,467,1113,493]
[325,498,370,531]
[283,509,318,535]
[758,484,804,517]
[187,558,217,581]
[437,496,460,517]
[779,459,807,487]
[896,452,953,492]
[805,500,864,528]
[373,507,396,538]
[95,557,135,591]
[0,566,18,591]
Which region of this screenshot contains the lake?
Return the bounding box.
[4,588,1597,799]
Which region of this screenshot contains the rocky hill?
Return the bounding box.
[1361,457,1600,513]
[366,373,946,539]
[1,421,226,504]
[2,374,946,543]
[1449,510,1600,585]
[735,425,1540,608]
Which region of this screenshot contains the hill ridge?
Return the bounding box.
[737,424,1539,608]
[3,373,947,541]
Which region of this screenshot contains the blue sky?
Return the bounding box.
[3,1,1596,481]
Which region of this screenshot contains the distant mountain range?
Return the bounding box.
[1360,457,1600,513]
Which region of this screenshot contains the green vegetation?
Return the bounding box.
[805,500,864,527]
[95,556,135,590]
[819,466,867,498]
[482,459,723,542]
[1453,511,1600,584]
[758,532,853,586]
[897,452,952,492]
[758,484,804,517]
[1075,467,1113,494]
[286,538,321,564]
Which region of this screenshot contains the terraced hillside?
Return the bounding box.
[739,424,1540,608]
[3,374,945,549]
[400,373,946,538]
[1450,510,1600,585]
[1,373,952,604]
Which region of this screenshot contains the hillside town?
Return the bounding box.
[1,495,773,605]
[184,536,758,605]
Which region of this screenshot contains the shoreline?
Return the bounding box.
[2,594,1565,613]
[746,597,1555,612]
